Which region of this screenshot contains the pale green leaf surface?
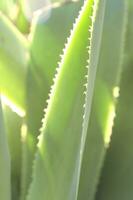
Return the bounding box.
[26,0,97,199]
[26,0,83,151]
[16,2,29,34]
[3,106,22,200]
[0,99,11,200]
[77,1,127,200]
[0,12,28,110]
[95,1,133,200]
[0,0,14,17]
[29,1,82,86]
[20,3,82,199]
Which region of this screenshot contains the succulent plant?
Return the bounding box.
[0,0,132,200]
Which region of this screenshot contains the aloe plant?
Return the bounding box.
[0,0,133,200]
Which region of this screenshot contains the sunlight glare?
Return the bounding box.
[1,95,25,117]
[23,0,52,23]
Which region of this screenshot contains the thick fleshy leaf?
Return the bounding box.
[26,0,105,199]
[95,1,133,200]
[0,99,11,200]
[3,105,22,200]
[0,12,28,111]
[20,3,82,199]
[77,0,127,199]
[29,1,82,85]
[27,0,82,151]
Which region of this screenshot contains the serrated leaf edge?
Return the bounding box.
[26,0,95,199]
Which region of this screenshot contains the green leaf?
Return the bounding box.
[95,1,133,200]
[0,12,28,111]
[20,3,82,199]
[27,1,82,151]
[26,0,105,199]
[29,1,82,85]
[77,0,127,199]
[0,98,11,200]
[3,105,22,200]
[15,1,29,34]
[0,0,14,17]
